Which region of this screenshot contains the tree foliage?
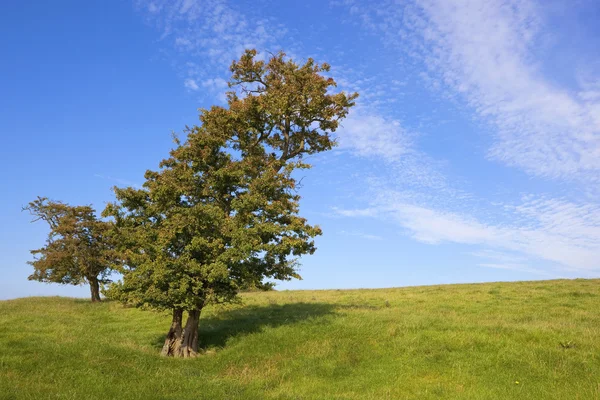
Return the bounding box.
[103,49,357,356]
[24,197,116,302]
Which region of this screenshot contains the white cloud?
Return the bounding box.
[331,207,377,218]
[467,249,528,264]
[339,230,383,241]
[201,77,227,90]
[336,0,600,184]
[328,0,600,277]
[197,77,229,101]
[184,78,199,91]
[135,0,287,98]
[335,192,600,273]
[337,108,411,161]
[478,263,558,277]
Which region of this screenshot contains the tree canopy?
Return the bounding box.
[103,49,358,357]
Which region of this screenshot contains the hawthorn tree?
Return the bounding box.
[103,49,358,357]
[24,197,116,302]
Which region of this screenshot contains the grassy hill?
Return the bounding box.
[1,279,599,399]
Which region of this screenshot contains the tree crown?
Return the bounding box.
[24,197,115,285]
[103,49,357,311]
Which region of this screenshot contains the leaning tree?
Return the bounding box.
[103,49,358,357]
[24,197,117,302]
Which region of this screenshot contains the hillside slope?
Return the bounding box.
[1,279,599,399]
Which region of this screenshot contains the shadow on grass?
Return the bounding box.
[153,302,336,351]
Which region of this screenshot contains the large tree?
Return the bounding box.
[103,49,358,357]
[24,197,116,302]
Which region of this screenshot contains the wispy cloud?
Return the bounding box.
[135,0,288,98]
[332,207,377,218]
[184,78,199,91]
[478,263,559,278]
[335,191,600,273]
[336,0,600,184]
[339,230,383,241]
[470,250,563,278]
[336,107,411,161]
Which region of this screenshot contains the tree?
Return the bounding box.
[24,197,116,302]
[103,49,358,357]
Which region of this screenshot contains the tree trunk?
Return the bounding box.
[161,309,184,357]
[89,278,101,302]
[161,308,202,358]
[180,309,201,358]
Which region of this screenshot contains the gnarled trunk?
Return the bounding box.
[89,278,101,302]
[180,309,201,358]
[161,309,184,356]
[161,308,202,358]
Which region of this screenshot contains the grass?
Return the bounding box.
[1,279,600,399]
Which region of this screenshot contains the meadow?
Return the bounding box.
[1,279,599,399]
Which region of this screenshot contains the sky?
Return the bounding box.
[1,0,599,299]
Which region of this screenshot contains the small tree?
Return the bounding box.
[104,49,357,357]
[24,197,116,302]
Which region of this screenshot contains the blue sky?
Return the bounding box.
[1,0,599,299]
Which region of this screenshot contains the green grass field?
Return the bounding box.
[1,279,599,399]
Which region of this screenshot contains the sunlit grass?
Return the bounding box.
[1,279,599,399]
